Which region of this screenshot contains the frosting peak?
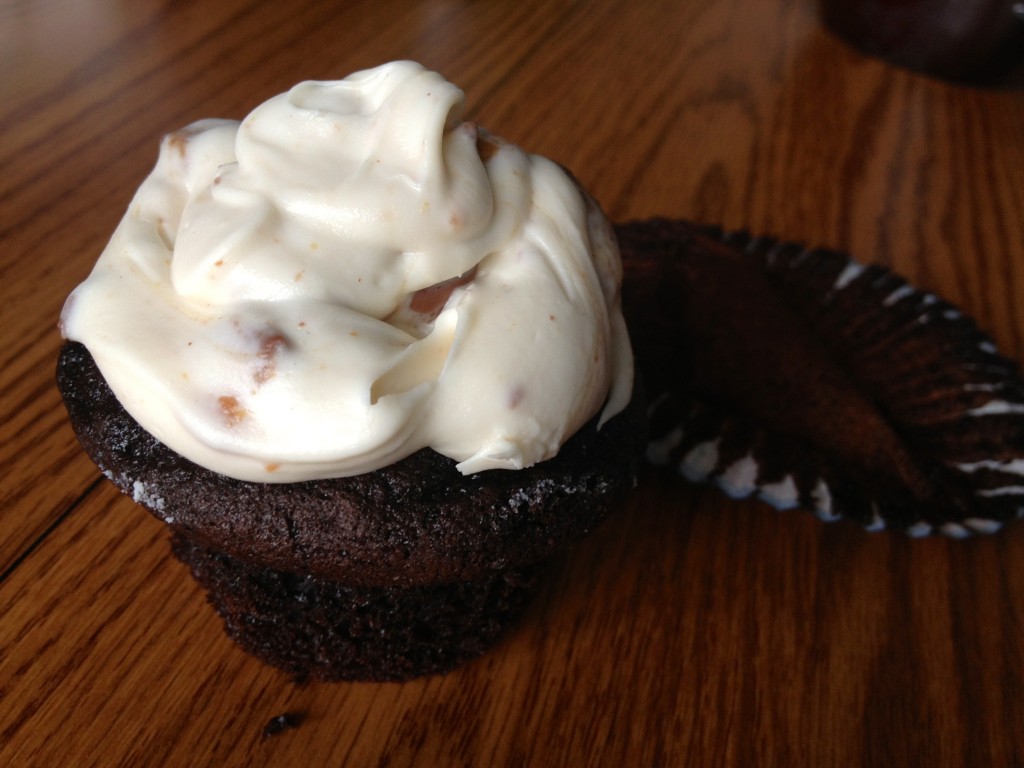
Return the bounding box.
[62,61,633,482]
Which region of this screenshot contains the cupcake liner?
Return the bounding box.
[618,218,1024,535]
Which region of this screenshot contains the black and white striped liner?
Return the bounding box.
[618,220,1024,536]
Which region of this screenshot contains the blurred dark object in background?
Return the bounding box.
[819,0,1024,86]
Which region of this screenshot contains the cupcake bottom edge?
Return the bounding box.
[171,532,545,682]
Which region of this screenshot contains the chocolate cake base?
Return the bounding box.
[172,534,542,682]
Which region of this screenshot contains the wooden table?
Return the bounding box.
[3,1,1023,764]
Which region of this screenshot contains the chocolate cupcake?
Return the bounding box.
[58,62,641,681]
[57,341,643,680]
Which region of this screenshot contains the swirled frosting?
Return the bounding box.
[61,61,633,482]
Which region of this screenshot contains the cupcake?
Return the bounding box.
[58,61,643,681]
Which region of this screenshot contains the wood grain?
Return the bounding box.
[2,0,1023,765]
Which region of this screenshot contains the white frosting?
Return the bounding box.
[61,62,633,483]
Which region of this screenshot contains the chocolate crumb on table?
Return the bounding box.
[262,712,303,738]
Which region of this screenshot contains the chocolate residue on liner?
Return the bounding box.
[618,218,1024,536]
